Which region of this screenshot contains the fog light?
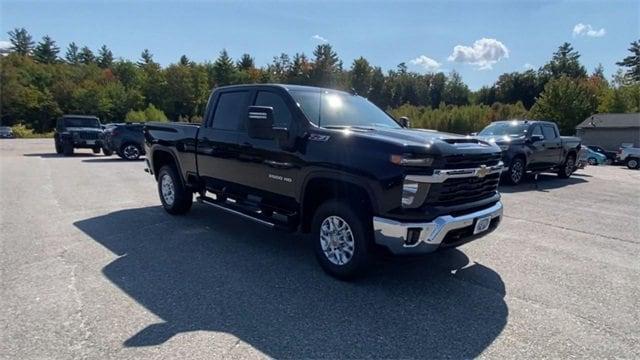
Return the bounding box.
[405,228,422,246]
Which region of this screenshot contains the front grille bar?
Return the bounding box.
[405,162,504,183]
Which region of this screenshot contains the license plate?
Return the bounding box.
[473,216,492,234]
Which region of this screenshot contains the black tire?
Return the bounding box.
[157,165,192,215]
[587,157,597,166]
[54,140,63,154]
[120,143,142,160]
[62,140,74,156]
[505,157,525,185]
[311,200,373,280]
[102,147,113,156]
[626,157,640,170]
[92,147,101,154]
[558,154,576,178]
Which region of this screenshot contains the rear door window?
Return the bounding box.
[542,125,557,139]
[211,91,251,131]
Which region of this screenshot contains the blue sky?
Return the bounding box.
[1,0,638,89]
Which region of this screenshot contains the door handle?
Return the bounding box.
[265,160,293,168]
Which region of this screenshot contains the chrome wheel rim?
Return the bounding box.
[588,158,596,165]
[511,161,523,183]
[123,145,140,159]
[629,159,638,168]
[160,174,175,206]
[565,158,575,175]
[320,216,355,266]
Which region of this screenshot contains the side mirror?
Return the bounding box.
[530,134,544,143]
[247,106,275,140]
[398,116,411,128]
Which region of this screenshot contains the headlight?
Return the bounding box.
[499,144,509,151]
[401,180,430,209]
[390,154,434,167]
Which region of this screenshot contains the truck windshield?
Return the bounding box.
[64,118,100,128]
[290,90,401,129]
[479,122,528,137]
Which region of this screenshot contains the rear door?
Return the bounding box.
[541,124,563,166]
[196,89,251,191]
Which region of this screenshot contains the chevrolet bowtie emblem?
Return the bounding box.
[477,165,489,178]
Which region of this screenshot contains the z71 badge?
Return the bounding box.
[309,133,330,142]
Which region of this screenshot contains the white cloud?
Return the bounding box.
[311,34,329,43]
[447,38,509,70]
[0,40,11,55]
[410,55,441,72]
[523,63,534,70]
[572,23,606,37]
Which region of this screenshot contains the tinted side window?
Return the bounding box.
[531,125,543,138]
[211,91,250,130]
[290,90,320,124]
[542,125,557,139]
[254,91,293,128]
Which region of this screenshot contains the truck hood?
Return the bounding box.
[473,135,525,145]
[347,127,501,155]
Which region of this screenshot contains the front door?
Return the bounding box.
[541,124,563,166]
[527,125,547,169]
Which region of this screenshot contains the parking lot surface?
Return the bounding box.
[1,139,639,359]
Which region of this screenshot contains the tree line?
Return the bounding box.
[1,27,639,135]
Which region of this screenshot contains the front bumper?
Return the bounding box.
[373,201,503,255]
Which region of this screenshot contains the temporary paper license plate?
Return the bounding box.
[473,216,492,235]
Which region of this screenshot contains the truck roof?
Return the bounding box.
[61,114,99,119]
[490,119,557,126]
[213,83,351,95]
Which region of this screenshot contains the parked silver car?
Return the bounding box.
[617,147,640,169]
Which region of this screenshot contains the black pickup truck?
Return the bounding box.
[144,84,505,278]
[475,120,581,185]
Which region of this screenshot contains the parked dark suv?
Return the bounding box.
[103,123,146,160]
[54,115,107,156]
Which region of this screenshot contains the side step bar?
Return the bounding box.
[197,196,295,231]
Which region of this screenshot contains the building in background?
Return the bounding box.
[576,113,640,150]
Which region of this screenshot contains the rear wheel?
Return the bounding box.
[157,165,192,214]
[311,200,373,279]
[558,154,576,178]
[505,157,525,185]
[587,157,597,166]
[626,157,640,170]
[102,147,113,156]
[62,140,74,156]
[92,147,101,154]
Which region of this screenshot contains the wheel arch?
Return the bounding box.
[299,173,377,233]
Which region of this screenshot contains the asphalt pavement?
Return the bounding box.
[1,139,639,359]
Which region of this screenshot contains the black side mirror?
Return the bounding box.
[530,134,544,143]
[247,106,275,140]
[398,116,411,128]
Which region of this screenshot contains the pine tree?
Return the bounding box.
[33,35,60,64]
[311,44,341,87]
[237,54,255,70]
[138,49,155,67]
[542,42,587,79]
[97,45,114,68]
[212,49,236,86]
[616,40,640,83]
[288,53,311,84]
[78,46,95,64]
[350,57,372,96]
[65,42,80,64]
[179,55,191,66]
[7,27,34,55]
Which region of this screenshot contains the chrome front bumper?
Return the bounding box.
[373,201,503,255]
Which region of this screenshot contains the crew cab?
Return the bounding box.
[144,84,505,278]
[476,120,581,185]
[54,115,107,156]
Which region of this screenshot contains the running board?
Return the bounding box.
[197,196,276,228]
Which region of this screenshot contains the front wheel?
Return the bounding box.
[157,165,192,214]
[587,157,597,166]
[121,143,142,160]
[626,157,640,170]
[505,157,525,185]
[558,154,576,178]
[55,140,63,154]
[102,147,113,156]
[62,140,74,156]
[92,147,101,154]
[311,200,373,280]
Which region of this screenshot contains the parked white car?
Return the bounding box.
[617,147,640,169]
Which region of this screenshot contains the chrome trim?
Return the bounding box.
[198,197,275,228]
[405,162,504,183]
[372,201,503,254]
